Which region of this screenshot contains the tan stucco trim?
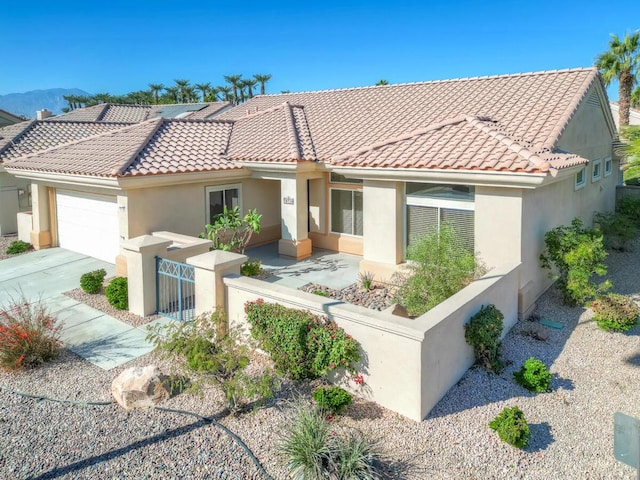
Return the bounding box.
[117,169,251,190]
[48,187,58,247]
[7,169,121,190]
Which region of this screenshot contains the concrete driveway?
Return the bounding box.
[0,248,158,370]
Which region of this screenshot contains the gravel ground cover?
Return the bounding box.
[65,278,160,327]
[0,234,29,261]
[299,282,396,311]
[1,242,639,479]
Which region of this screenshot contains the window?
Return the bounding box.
[331,189,363,235]
[330,172,363,184]
[604,157,613,177]
[592,159,602,182]
[406,183,475,251]
[206,185,241,224]
[575,168,586,190]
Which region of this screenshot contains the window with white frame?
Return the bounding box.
[575,168,586,189]
[405,183,475,251]
[604,157,613,177]
[206,184,241,224]
[330,189,363,235]
[592,159,602,182]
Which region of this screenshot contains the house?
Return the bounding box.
[0,102,230,235]
[4,68,617,318]
[0,109,26,128]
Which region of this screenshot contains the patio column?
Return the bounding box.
[30,184,52,250]
[360,180,404,281]
[187,250,247,324]
[121,235,171,317]
[278,176,312,259]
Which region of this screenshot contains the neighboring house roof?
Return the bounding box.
[5,118,237,177]
[50,102,230,123]
[0,109,27,127]
[219,67,607,173]
[0,120,130,163]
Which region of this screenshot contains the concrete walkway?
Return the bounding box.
[0,248,159,370]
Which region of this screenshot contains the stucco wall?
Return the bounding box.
[124,178,281,244]
[0,171,32,235]
[224,262,519,421]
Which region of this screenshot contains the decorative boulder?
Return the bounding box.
[111,365,169,410]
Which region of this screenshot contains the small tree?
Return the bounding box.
[396,224,483,317]
[202,206,261,254]
[539,218,611,305]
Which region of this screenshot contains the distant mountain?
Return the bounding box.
[0,88,92,118]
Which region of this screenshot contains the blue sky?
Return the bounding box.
[1,0,638,99]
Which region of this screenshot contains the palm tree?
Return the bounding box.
[173,79,191,103]
[148,83,164,104]
[164,86,179,103]
[195,82,212,102]
[63,95,79,110]
[217,85,233,102]
[632,86,640,109]
[243,78,258,99]
[595,31,640,127]
[376,79,389,86]
[253,74,272,95]
[224,75,243,104]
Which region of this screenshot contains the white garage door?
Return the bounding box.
[56,190,120,263]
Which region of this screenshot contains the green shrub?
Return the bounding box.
[6,240,32,255]
[591,293,640,332]
[312,386,353,415]
[245,300,361,381]
[105,277,128,310]
[240,259,262,277]
[464,305,504,373]
[396,224,483,317]
[80,269,107,294]
[313,289,330,297]
[616,196,640,225]
[147,310,278,413]
[514,357,552,393]
[202,206,262,254]
[594,212,637,251]
[489,406,530,449]
[540,218,611,306]
[280,405,380,479]
[0,296,62,370]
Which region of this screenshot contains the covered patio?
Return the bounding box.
[245,242,361,290]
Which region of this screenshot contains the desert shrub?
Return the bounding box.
[464,304,504,373]
[245,300,361,381]
[0,297,62,370]
[80,269,107,294]
[591,293,640,332]
[6,240,32,255]
[312,386,353,415]
[594,212,637,251]
[540,218,611,306]
[359,271,374,292]
[202,206,262,254]
[396,224,483,317]
[240,259,261,277]
[280,405,380,479]
[313,289,330,297]
[105,277,128,310]
[513,357,552,393]
[147,310,278,413]
[489,406,530,449]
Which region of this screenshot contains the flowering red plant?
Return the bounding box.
[0,297,62,371]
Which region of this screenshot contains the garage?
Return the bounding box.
[56,190,120,263]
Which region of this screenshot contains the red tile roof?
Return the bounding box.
[5,118,238,177]
[219,68,602,172]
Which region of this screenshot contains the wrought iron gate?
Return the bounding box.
[156,257,195,321]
